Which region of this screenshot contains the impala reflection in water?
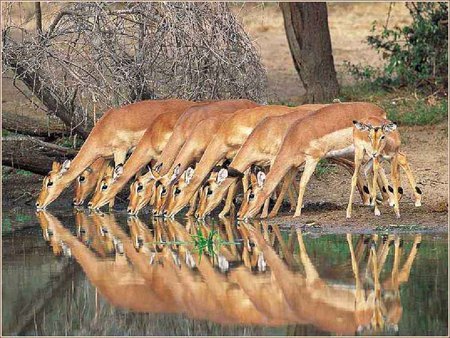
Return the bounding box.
[2,210,447,336]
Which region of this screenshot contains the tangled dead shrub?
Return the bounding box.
[3,2,268,135]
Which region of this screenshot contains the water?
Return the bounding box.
[2,209,448,336]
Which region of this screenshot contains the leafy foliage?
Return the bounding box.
[345,3,448,93]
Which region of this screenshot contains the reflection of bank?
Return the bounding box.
[37,211,421,334]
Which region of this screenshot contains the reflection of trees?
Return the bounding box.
[35,211,422,335]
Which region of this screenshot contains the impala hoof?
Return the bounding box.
[415,201,422,207]
[374,209,381,216]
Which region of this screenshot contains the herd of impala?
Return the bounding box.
[36,98,422,219]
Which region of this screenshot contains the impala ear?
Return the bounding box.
[216,168,228,184]
[113,164,123,181]
[353,120,371,131]
[184,167,195,185]
[169,164,181,183]
[51,161,61,172]
[382,121,397,132]
[59,160,71,175]
[256,171,266,188]
[173,163,181,177]
[141,166,155,181]
[154,163,163,173]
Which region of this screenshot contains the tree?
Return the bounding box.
[280,3,339,103]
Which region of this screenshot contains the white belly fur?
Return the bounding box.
[307,127,354,158]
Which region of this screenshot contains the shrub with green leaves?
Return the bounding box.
[346,3,448,94]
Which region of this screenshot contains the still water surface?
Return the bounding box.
[2,209,448,336]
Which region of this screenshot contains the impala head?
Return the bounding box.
[74,209,91,244]
[73,166,97,206]
[88,164,123,210]
[127,166,159,215]
[164,166,196,218]
[36,160,71,210]
[152,163,175,217]
[353,120,397,158]
[36,211,64,256]
[195,168,228,219]
[238,170,266,220]
[127,216,146,251]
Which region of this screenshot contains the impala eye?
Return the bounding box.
[174,187,181,195]
[207,189,213,196]
[79,176,86,183]
[249,192,255,200]
[381,135,385,140]
[101,184,108,191]
[161,187,167,196]
[137,184,143,192]
[47,181,53,187]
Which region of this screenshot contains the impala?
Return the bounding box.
[36,99,200,209]
[240,102,387,219]
[88,99,257,210]
[163,104,327,217]
[347,117,422,218]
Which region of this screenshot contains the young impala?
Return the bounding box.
[346,117,422,218]
[88,100,256,210]
[36,99,199,209]
[240,102,388,219]
[162,104,327,217]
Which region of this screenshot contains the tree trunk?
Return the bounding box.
[280,3,339,103]
[3,137,78,175]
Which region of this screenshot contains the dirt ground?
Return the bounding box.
[2,3,448,232]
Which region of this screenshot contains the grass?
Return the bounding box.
[340,82,448,125]
[314,159,336,178]
[16,169,33,176]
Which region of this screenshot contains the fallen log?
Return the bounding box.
[2,111,68,140]
[2,136,78,175]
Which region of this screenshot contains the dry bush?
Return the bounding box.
[2,2,268,137]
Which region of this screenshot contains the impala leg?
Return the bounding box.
[372,158,381,216]
[377,165,394,206]
[288,185,297,211]
[347,234,364,307]
[293,157,319,218]
[186,190,198,216]
[219,181,237,218]
[260,196,271,218]
[346,147,364,218]
[269,168,296,218]
[397,234,421,284]
[397,152,422,207]
[391,155,401,218]
[297,229,320,284]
